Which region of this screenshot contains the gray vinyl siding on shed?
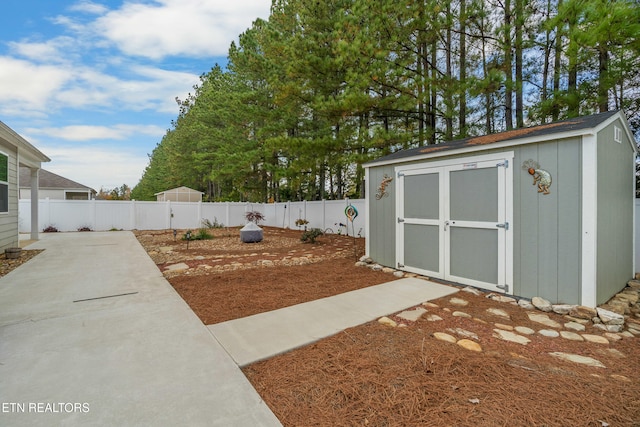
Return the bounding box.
[0,141,19,250]
[367,165,396,267]
[512,138,582,303]
[368,139,585,304]
[369,137,582,304]
[595,120,634,304]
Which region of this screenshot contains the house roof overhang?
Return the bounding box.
[0,121,50,168]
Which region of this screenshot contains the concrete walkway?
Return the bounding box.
[209,277,458,367]
[0,232,281,427]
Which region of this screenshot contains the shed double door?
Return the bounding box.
[396,155,512,293]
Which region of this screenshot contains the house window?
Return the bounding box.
[614,126,622,143]
[65,191,89,200]
[0,152,8,213]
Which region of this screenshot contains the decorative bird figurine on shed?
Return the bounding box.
[522,159,552,195]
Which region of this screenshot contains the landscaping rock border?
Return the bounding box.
[356,256,640,336]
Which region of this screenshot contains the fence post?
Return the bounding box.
[91,199,97,230]
[130,200,136,230]
[167,200,172,229]
[45,197,50,229]
[322,199,326,231]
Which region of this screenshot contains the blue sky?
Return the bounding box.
[0,0,271,192]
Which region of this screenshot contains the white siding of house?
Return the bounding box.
[19,188,92,200]
[19,188,65,200]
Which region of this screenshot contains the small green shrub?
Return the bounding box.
[295,218,309,228]
[301,228,323,244]
[183,228,213,240]
[202,217,224,229]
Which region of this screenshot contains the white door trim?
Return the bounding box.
[581,135,598,306]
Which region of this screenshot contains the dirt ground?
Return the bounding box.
[134,227,640,426]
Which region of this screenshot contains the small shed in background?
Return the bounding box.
[155,186,203,202]
[365,111,637,307]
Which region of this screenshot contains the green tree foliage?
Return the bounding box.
[98,184,131,200]
[133,0,640,201]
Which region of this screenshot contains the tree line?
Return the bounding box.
[131,0,640,202]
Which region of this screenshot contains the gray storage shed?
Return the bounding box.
[365,111,637,307]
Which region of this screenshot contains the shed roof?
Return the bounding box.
[154,186,204,195]
[19,167,95,192]
[365,111,635,167]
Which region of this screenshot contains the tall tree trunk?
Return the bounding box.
[552,0,563,121]
[515,0,524,128]
[598,45,609,112]
[481,17,492,133]
[459,0,467,137]
[504,0,514,130]
[566,1,579,118]
[541,0,552,124]
[430,40,437,145]
[445,1,453,140]
[417,40,426,145]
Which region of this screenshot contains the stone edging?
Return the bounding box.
[356,256,640,336]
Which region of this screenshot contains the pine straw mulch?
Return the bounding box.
[243,291,640,426]
[133,228,640,426]
[169,256,392,324]
[136,227,390,324]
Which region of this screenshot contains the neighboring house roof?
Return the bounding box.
[366,110,636,167]
[19,167,96,193]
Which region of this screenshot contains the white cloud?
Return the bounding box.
[50,15,90,35]
[69,1,109,15]
[55,64,199,113]
[38,144,149,190]
[93,0,271,59]
[8,37,77,63]
[0,57,71,114]
[25,124,165,141]
[0,55,199,116]
[0,1,269,116]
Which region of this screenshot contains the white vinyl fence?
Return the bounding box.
[18,198,640,269]
[18,198,367,237]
